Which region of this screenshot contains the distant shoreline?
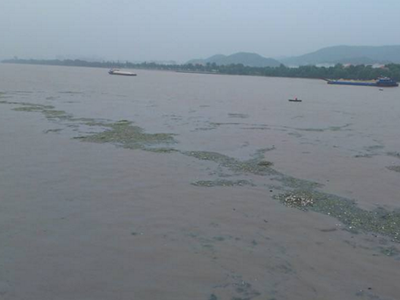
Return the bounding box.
[0,62,327,82]
[2,59,400,82]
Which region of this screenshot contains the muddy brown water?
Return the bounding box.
[0,63,399,300]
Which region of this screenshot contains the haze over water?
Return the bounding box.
[1,64,400,299]
[2,0,400,61]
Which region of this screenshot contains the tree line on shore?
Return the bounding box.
[4,58,400,81]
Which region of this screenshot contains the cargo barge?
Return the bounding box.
[108,69,137,76]
[327,77,398,87]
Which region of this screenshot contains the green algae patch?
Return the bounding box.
[13,106,49,112]
[4,98,400,243]
[145,147,178,154]
[1,100,177,152]
[228,113,249,119]
[70,117,102,124]
[208,294,218,300]
[379,246,400,257]
[11,103,54,110]
[43,129,62,134]
[276,191,400,242]
[0,93,14,100]
[296,128,325,132]
[278,175,323,190]
[184,151,236,164]
[183,149,321,190]
[258,161,273,167]
[59,91,84,94]
[76,120,177,150]
[295,123,352,132]
[232,281,261,300]
[387,152,400,159]
[183,151,277,176]
[42,109,71,119]
[387,166,400,173]
[191,179,254,187]
[8,102,73,120]
[183,147,399,242]
[329,124,352,131]
[14,106,71,120]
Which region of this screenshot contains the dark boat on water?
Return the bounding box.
[108,69,137,76]
[289,98,302,102]
[327,77,398,87]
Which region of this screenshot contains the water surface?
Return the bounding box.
[0,64,399,300]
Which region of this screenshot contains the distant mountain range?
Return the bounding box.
[187,46,400,67]
[187,52,281,67]
[281,45,400,66]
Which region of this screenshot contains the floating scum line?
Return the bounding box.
[1,98,399,243]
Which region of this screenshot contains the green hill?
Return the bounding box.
[282,45,400,66]
[187,52,281,67]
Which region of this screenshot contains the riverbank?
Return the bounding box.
[3,58,400,81]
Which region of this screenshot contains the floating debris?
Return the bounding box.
[276,191,400,242]
[279,193,314,209]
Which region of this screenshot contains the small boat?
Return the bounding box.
[289,97,302,102]
[108,69,137,76]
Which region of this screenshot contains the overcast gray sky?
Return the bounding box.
[1,0,400,62]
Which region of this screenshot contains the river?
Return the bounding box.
[0,63,399,300]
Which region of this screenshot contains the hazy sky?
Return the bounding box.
[2,0,400,62]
